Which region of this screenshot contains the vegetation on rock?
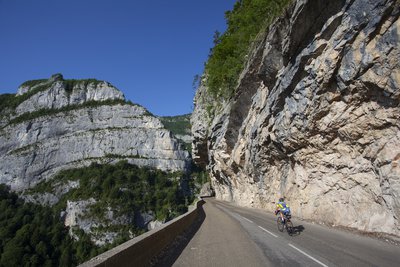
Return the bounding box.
[0,83,50,115]
[29,161,192,224]
[159,114,191,136]
[0,161,196,266]
[6,99,136,126]
[63,79,105,95]
[19,79,48,88]
[204,0,292,99]
[0,184,97,267]
[159,114,192,152]
[0,76,111,117]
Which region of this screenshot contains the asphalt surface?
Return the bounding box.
[171,198,267,267]
[171,198,400,267]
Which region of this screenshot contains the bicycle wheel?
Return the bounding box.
[286,220,294,236]
[277,217,284,232]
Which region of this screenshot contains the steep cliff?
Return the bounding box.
[0,74,191,247]
[192,0,400,236]
[0,74,190,191]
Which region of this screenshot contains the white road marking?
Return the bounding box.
[238,214,254,223]
[288,244,329,267]
[217,204,278,238]
[258,226,278,238]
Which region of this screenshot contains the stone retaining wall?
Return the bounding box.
[79,199,204,267]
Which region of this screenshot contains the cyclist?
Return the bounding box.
[275,197,290,222]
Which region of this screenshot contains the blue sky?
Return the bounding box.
[0,0,236,116]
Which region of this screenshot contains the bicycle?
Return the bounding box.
[277,213,294,236]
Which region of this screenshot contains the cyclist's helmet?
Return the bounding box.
[279,197,284,202]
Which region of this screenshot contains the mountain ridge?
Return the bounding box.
[0,74,190,192]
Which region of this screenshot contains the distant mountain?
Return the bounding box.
[0,74,193,264]
[0,73,190,191]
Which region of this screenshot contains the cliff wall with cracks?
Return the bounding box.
[192,0,400,235]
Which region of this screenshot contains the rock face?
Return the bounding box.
[199,182,215,197]
[159,114,193,145]
[15,74,125,115]
[192,0,400,235]
[65,199,131,246]
[0,75,190,191]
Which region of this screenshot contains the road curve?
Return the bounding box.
[171,198,400,267]
[171,198,268,266]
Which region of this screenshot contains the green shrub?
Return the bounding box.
[205,0,292,99]
[0,83,52,116]
[29,161,192,231]
[19,79,47,88]
[159,114,191,136]
[0,94,16,114]
[187,163,210,195]
[0,184,95,267]
[7,99,134,126]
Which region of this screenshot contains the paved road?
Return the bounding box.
[171,198,400,267]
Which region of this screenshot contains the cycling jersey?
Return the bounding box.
[276,201,290,215]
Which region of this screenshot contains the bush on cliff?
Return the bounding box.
[159,114,191,136]
[40,161,190,223]
[205,0,292,99]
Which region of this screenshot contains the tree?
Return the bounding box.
[204,0,292,100]
[59,246,72,267]
[1,239,25,266]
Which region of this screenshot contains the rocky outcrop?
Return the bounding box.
[199,182,215,197]
[15,74,124,115]
[0,75,190,191]
[159,114,192,146]
[191,83,213,169]
[64,199,130,246]
[192,0,400,235]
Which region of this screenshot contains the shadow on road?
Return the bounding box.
[151,200,206,266]
[291,224,305,236]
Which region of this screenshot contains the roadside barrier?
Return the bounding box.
[79,199,205,267]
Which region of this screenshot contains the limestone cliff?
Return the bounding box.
[192,0,400,235]
[0,74,190,191]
